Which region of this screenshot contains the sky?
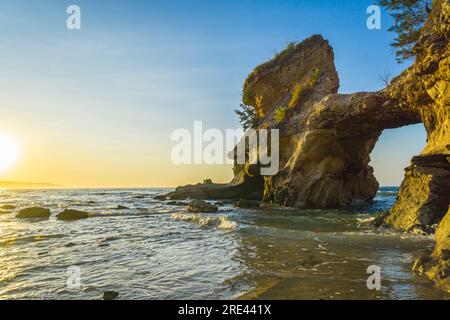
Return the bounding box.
[0,0,426,188]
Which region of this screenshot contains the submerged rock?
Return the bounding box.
[153,195,167,201]
[165,201,186,206]
[57,209,89,221]
[103,291,119,300]
[16,207,51,219]
[117,205,129,210]
[1,204,16,210]
[65,242,77,247]
[371,211,389,228]
[235,199,261,209]
[187,200,218,213]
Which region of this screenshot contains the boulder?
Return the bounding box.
[16,207,51,219]
[57,209,89,221]
[153,195,167,201]
[103,291,119,300]
[187,200,218,213]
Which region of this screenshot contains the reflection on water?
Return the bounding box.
[0,187,448,300]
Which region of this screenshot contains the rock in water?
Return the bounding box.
[1,204,16,210]
[187,200,218,213]
[153,195,167,200]
[413,207,450,292]
[57,209,89,221]
[103,291,119,300]
[117,205,129,210]
[381,0,450,235]
[165,201,186,206]
[235,199,260,209]
[16,207,51,219]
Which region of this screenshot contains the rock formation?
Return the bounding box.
[168,0,449,291]
[16,207,51,219]
[169,35,421,208]
[187,200,219,213]
[56,209,89,221]
[382,0,450,234]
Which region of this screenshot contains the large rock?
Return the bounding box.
[57,209,89,221]
[382,0,450,233]
[16,207,51,219]
[167,0,449,292]
[237,34,420,208]
[413,207,450,292]
[172,2,448,214]
[167,175,264,201]
[187,200,219,213]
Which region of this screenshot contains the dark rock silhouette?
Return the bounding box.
[16,207,51,219]
[57,209,89,221]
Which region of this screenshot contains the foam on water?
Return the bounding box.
[0,187,448,300]
[171,213,237,230]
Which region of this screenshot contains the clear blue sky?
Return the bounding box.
[0,0,426,187]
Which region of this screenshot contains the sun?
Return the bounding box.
[0,134,20,171]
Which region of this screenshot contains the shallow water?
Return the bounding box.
[0,187,448,300]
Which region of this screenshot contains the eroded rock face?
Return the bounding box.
[240,35,420,208]
[381,0,449,292]
[413,207,450,292]
[383,0,450,233]
[169,35,419,206]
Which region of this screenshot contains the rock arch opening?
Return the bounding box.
[370,124,427,188]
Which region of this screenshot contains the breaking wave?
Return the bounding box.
[170,213,236,230]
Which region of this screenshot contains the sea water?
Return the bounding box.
[0,187,448,300]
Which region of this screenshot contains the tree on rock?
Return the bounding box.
[378,0,432,63]
[234,103,258,130]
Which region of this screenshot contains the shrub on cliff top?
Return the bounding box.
[273,41,297,60]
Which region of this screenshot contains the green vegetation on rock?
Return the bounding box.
[288,83,305,109]
[308,68,322,87]
[274,106,288,124]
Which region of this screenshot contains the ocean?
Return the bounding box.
[0,187,448,300]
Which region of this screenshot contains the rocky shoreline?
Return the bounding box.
[166,0,450,292]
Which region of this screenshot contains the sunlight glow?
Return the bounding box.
[0,134,20,172]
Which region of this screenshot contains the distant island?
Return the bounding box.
[0,181,60,189]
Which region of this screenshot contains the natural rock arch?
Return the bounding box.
[168,0,449,290]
